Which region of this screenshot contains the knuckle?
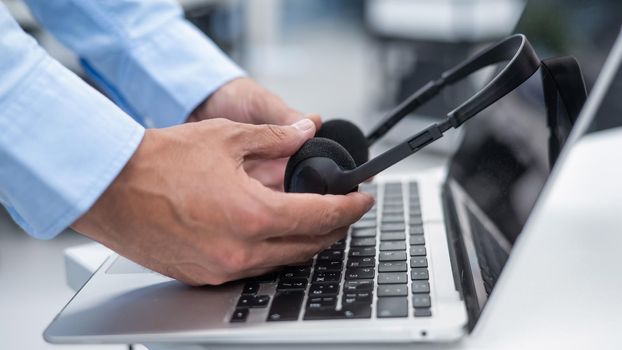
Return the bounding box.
[239,203,271,237]
[318,204,341,231]
[223,247,253,274]
[205,117,233,133]
[265,124,288,143]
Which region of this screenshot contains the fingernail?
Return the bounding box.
[292,118,315,132]
[364,195,375,210]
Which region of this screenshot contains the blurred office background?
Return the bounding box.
[1,0,620,349]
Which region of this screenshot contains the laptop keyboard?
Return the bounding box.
[230,181,431,323]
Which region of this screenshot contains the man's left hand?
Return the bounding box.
[188,78,321,190]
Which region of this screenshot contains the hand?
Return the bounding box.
[188,78,321,190]
[188,77,319,126]
[72,118,374,286]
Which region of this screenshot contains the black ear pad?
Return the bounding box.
[284,137,356,193]
[316,119,369,166]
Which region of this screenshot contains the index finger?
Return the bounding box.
[261,188,375,238]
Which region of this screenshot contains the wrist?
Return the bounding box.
[71,129,157,240]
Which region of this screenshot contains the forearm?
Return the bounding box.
[24,0,245,127]
[0,5,144,239]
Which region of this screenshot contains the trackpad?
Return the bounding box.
[106,256,154,274]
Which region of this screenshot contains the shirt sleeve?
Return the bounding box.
[0,5,145,239]
[23,0,246,128]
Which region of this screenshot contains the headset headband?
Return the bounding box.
[339,34,540,192]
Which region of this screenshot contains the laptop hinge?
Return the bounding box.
[441,183,480,332]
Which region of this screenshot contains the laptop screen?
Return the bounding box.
[445,66,552,292]
[443,0,621,323]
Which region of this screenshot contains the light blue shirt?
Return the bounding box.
[0,1,244,239]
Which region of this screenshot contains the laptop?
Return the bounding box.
[44,58,590,346]
[44,7,622,348]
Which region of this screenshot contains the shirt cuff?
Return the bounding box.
[84,17,246,128]
[0,55,145,239]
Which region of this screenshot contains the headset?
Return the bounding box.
[284,34,541,195]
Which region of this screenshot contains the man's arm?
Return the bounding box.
[0,4,144,238]
[23,0,245,128]
[0,3,374,285]
[25,0,316,189]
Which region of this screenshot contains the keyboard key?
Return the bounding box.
[237,295,270,308]
[344,280,374,292]
[303,308,339,320]
[410,225,424,235]
[306,296,337,310]
[410,217,423,225]
[361,212,377,221]
[384,196,403,203]
[341,304,373,319]
[360,183,377,192]
[377,284,408,297]
[378,261,407,272]
[410,257,428,268]
[309,283,340,296]
[414,308,432,317]
[412,294,431,308]
[237,296,253,308]
[379,251,407,261]
[347,257,375,268]
[312,271,341,283]
[382,215,404,223]
[349,247,376,257]
[410,268,429,280]
[230,308,249,323]
[351,227,377,238]
[412,281,430,294]
[410,246,427,256]
[327,239,346,250]
[353,220,376,229]
[315,260,343,271]
[317,250,344,261]
[287,259,313,267]
[383,207,404,215]
[304,303,371,320]
[377,272,408,284]
[410,235,425,245]
[384,203,403,209]
[248,272,278,283]
[342,292,373,305]
[277,278,308,290]
[252,295,270,307]
[380,232,406,241]
[280,267,311,279]
[241,283,259,295]
[380,241,406,251]
[384,187,402,195]
[381,223,406,232]
[377,297,408,318]
[351,238,376,247]
[345,267,375,280]
[267,291,304,321]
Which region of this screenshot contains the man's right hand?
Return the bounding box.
[72,118,374,286]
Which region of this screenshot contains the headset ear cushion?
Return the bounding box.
[316,119,369,166]
[284,137,356,193]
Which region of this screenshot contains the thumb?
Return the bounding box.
[240,118,316,160]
